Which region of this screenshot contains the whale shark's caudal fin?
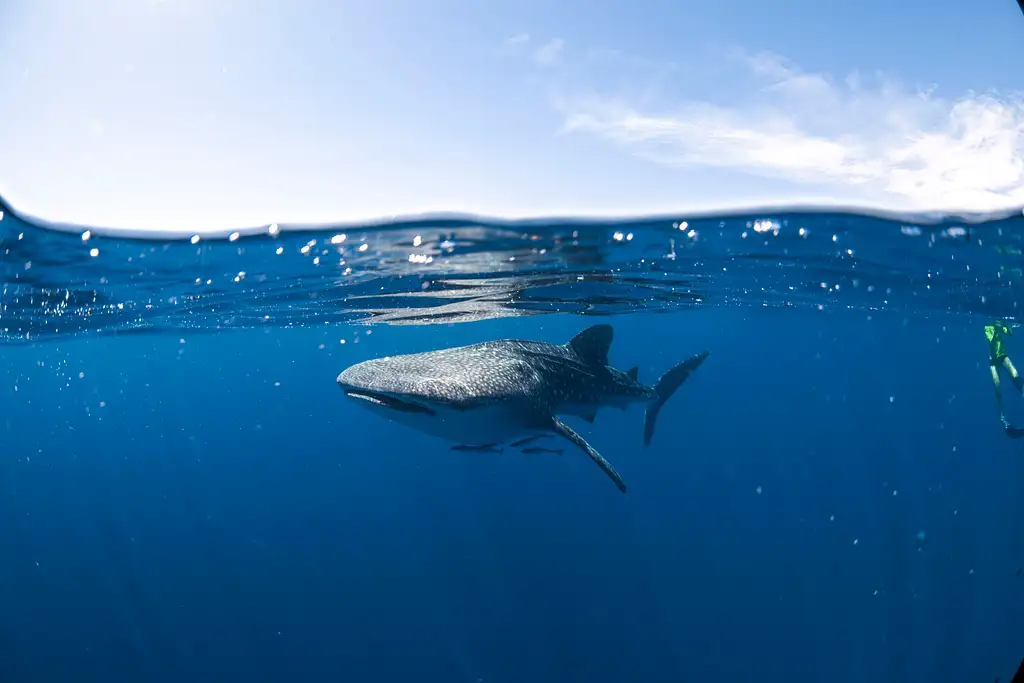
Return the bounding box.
[643,350,710,447]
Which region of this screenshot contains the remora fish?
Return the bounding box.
[336,324,709,493]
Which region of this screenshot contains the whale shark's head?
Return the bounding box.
[335,347,543,445]
[336,357,440,417]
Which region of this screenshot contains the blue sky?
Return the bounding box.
[0,0,1022,232]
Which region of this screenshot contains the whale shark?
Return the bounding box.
[336,324,709,493]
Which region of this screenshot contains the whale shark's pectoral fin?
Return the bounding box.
[451,444,504,453]
[549,416,627,493]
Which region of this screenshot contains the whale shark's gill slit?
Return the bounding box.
[343,390,437,415]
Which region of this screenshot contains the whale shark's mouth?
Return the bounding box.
[342,389,437,415]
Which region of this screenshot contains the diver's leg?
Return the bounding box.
[1003,357,1024,393]
[991,363,1010,429]
[992,360,1024,437]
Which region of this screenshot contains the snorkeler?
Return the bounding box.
[985,320,1024,438]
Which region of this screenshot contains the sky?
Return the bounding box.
[0,0,1022,232]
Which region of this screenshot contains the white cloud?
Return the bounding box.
[551,48,1024,212]
[533,39,564,68]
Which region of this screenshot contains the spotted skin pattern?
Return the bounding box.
[340,339,652,412]
[337,324,710,493]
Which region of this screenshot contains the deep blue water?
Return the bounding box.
[1,197,1024,682]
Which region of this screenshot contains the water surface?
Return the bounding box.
[1,197,1023,683]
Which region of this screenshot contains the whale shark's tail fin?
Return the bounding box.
[643,350,710,447]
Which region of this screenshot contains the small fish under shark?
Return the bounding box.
[336,324,709,493]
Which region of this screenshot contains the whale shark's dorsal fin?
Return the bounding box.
[567,324,613,367]
[627,366,639,381]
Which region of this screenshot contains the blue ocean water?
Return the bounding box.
[1,196,1023,682]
